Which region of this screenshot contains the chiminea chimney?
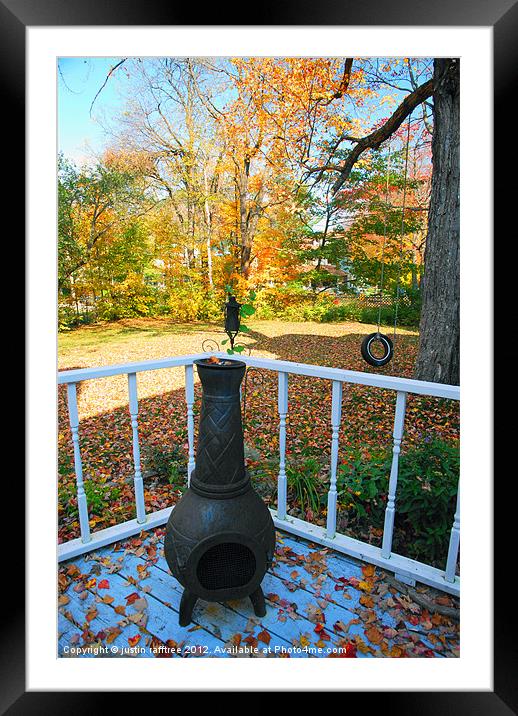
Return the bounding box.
[164,357,276,626]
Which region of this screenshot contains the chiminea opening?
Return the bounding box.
[197,542,256,591]
[164,357,276,626]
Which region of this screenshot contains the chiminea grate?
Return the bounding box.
[197,543,256,591]
[164,358,276,626]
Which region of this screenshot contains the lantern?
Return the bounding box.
[224,294,241,349]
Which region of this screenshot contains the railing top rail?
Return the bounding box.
[57,350,460,400]
[57,354,201,384]
[211,353,460,400]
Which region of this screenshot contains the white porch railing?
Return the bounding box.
[57,352,460,596]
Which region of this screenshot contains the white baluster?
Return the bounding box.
[326,381,343,538]
[128,373,146,524]
[277,372,289,520]
[66,383,91,543]
[185,364,196,485]
[445,487,460,582]
[381,391,407,558]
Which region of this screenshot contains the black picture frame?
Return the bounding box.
[8,0,512,709]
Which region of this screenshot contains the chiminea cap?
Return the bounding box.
[194,358,246,369]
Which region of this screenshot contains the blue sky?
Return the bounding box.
[58,57,125,164]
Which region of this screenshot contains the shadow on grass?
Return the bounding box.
[241,328,420,378]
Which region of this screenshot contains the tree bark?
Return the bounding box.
[203,165,214,288]
[235,161,265,278]
[414,59,460,385]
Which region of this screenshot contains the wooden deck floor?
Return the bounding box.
[58,527,460,658]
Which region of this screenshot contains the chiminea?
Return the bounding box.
[164,357,276,626]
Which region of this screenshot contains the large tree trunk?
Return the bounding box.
[414,59,460,385]
[235,161,266,278]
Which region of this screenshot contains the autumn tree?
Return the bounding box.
[342,144,429,293]
[58,153,150,292]
[58,148,158,323]
[107,59,224,283]
[188,57,360,279]
[306,58,459,384]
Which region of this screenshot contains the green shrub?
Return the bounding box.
[254,284,310,319]
[58,304,97,331]
[336,438,459,567]
[286,457,324,515]
[141,443,187,492]
[318,300,364,323]
[253,284,421,327]
[358,302,421,328]
[59,479,121,518]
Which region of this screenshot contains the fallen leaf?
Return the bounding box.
[257,629,271,645]
[365,626,383,645]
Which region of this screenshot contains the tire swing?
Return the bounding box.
[360,117,412,370]
[361,331,393,367]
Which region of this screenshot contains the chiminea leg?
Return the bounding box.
[249,586,266,617]
[179,589,198,627]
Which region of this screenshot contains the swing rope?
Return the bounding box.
[359,115,413,370]
[376,139,392,334]
[393,115,412,344]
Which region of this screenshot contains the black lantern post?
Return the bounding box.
[224,294,242,350]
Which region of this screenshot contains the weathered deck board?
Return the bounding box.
[79,550,299,657]
[58,527,460,658]
[128,536,363,652]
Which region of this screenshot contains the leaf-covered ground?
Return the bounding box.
[58,319,459,543]
[58,527,459,658]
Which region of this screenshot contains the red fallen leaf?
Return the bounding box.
[128,634,141,647]
[244,635,258,648]
[344,642,358,658]
[257,629,271,645]
[314,623,331,640]
[98,579,110,589]
[126,592,140,604]
[408,615,420,626]
[334,584,345,591]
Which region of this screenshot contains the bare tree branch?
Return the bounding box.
[329,77,433,194]
[89,59,127,117]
